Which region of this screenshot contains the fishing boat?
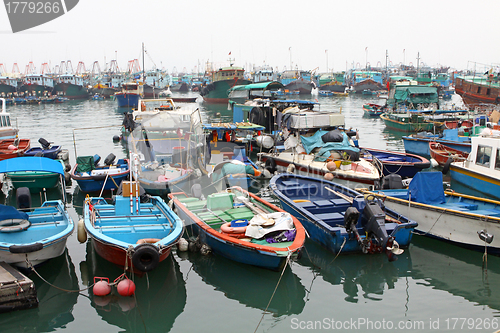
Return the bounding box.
[279,70,316,94]
[0,77,18,97]
[127,105,208,196]
[200,62,252,103]
[402,128,471,158]
[114,82,144,107]
[455,73,500,106]
[450,134,500,200]
[269,174,417,260]
[362,103,385,117]
[0,157,74,268]
[227,81,283,102]
[24,137,63,159]
[350,71,385,93]
[169,186,306,271]
[0,138,30,160]
[258,129,380,188]
[83,181,184,273]
[429,142,469,167]
[53,74,89,99]
[0,98,19,139]
[318,72,348,93]
[19,74,54,97]
[360,147,430,179]
[70,153,129,192]
[380,111,435,133]
[6,158,66,191]
[361,171,500,254]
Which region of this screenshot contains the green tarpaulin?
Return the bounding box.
[392,86,438,105]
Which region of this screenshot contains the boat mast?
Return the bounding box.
[142,42,145,83]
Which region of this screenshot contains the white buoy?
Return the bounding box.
[430,158,439,168]
[77,219,87,243]
[255,135,274,149]
[178,238,189,252]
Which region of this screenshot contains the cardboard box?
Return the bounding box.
[122,181,139,197]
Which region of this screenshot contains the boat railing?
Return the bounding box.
[95,223,171,229]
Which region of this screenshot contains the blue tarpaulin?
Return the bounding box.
[300,130,359,161]
[0,204,29,221]
[408,172,445,204]
[0,157,64,175]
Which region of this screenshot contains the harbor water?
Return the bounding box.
[0,94,499,333]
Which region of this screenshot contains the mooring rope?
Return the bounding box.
[26,257,95,293]
[253,251,293,333]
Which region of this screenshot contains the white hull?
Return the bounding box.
[0,238,70,268]
[383,200,500,250]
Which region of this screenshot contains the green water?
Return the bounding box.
[0,94,499,333]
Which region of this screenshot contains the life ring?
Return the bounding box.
[132,243,160,272]
[136,238,161,244]
[0,219,31,233]
[220,222,247,234]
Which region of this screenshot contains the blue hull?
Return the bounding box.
[24,146,62,159]
[361,147,429,179]
[76,173,129,192]
[270,174,417,255]
[450,165,500,201]
[115,93,140,107]
[403,136,471,158]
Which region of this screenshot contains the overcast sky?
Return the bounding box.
[0,0,498,75]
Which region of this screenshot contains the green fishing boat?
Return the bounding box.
[380,112,435,133]
[200,63,251,103]
[7,159,66,191]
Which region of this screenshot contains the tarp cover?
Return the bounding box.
[393,86,438,104]
[408,171,445,204]
[0,204,29,221]
[76,156,95,173]
[300,130,359,161]
[0,156,64,175]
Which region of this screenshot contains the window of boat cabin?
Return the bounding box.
[496,149,500,170]
[0,116,5,127]
[476,145,492,167]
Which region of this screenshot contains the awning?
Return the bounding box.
[0,156,64,175]
[228,81,283,92]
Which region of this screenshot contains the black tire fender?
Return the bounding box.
[132,243,160,272]
[264,158,277,174]
[442,157,453,174]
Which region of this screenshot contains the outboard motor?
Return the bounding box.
[381,174,404,189]
[38,138,51,149]
[363,200,399,261]
[93,154,101,167]
[16,187,31,210]
[104,153,116,166]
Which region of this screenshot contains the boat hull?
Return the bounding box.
[380,113,435,133]
[8,171,60,190]
[53,83,89,99]
[360,147,430,179]
[0,237,69,268]
[403,135,471,158]
[374,194,500,254]
[429,142,468,166]
[201,79,252,103]
[115,93,141,107]
[450,163,500,201]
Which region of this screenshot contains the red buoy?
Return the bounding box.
[117,278,136,297]
[93,277,111,296]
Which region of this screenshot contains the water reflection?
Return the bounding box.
[82,242,186,332]
[0,250,79,332]
[299,240,412,303]
[180,250,306,316]
[410,235,500,313]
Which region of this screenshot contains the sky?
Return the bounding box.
[0,0,499,75]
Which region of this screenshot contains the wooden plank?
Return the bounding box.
[0,262,38,313]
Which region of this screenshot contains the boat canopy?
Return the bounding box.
[0,156,64,175]
[408,171,445,204]
[228,81,283,92]
[392,86,439,105]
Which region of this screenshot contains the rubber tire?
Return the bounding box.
[264,158,277,174]
[442,157,453,174]
[132,243,160,272]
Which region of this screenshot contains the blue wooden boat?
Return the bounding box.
[360,147,430,179]
[402,128,471,158]
[70,153,129,192]
[0,156,74,268]
[24,138,62,159]
[83,182,184,273]
[169,186,306,271]
[269,174,417,261]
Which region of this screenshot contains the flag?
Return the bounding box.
[228,51,231,55]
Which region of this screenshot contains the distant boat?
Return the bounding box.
[0,98,19,139]
[455,74,500,105]
[402,128,471,158]
[200,64,251,103]
[19,74,54,96]
[115,82,144,107]
[362,103,385,117]
[0,138,30,161]
[53,74,89,99]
